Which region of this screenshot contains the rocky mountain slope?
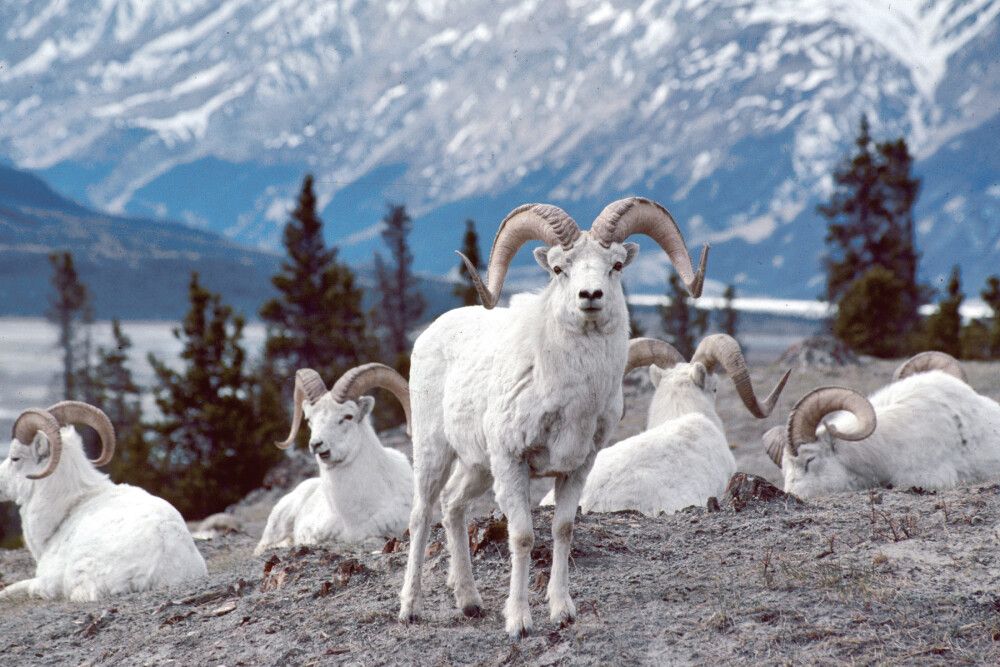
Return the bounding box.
[1,0,997,298]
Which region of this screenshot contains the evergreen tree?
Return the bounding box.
[833,266,912,357]
[454,219,483,307]
[260,174,378,385]
[146,273,284,518]
[718,284,740,342]
[46,252,93,400]
[922,266,963,358]
[982,275,1000,358]
[819,116,923,352]
[660,271,708,359]
[374,204,426,375]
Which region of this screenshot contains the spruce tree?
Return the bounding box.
[833,266,911,358]
[260,175,378,385]
[819,116,923,355]
[374,203,426,375]
[454,219,483,306]
[982,275,1000,358]
[718,284,740,342]
[623,284,644,337]
[46,252,93,400]
[660,271,708,359]
[922,266,963,358]
[146,273,284,518]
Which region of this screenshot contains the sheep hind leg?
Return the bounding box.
[441,462,491,617]
[398,445,454,624]
[490,454,534,639]
[547,465,590,626]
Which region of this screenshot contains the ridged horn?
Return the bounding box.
[786,386,876,457]
[331,363,412,436]
[625,337,685,377]
[691,334,791,418]
[892,351,967,384]
[458,203,581,309]
[46,401,116,466]
[275,369,328,450]
[762,426,786,467]
[589,197,709,297]
[12,409,63,480]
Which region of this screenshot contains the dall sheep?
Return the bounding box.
[543,335,789,515]
[0,402,207,602]
[255,363,413,554]
[765,352,1000,498]
[398,197,708,637]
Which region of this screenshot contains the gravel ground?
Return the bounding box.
[2,358,999,666]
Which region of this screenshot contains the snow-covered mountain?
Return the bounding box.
[1,0,997,299]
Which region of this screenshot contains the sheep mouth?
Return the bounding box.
[316,450,332,461]
[579,305,603,313]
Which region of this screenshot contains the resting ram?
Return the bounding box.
[398,197,708,637]
[764,352,1000,498]
[0,402,207,602]
[543,335,789,515]
[255,363,413,554]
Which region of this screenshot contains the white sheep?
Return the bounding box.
[543,335,790,515]
[0,402,207,602]
[255,363,413,554]
[398,197,709,637]
[764,352,1000,498]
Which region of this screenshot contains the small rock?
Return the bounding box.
[722,473,801,512]
[208,601,237,617]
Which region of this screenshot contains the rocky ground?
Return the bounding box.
[2,356,999,665]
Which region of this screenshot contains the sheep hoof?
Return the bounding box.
[462,603,484,618]
[398,611,421,624]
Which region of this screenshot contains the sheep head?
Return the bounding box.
[4,403,115,483]
[276,364,411,465]
[764,386,877,498]
[459,198,709,325]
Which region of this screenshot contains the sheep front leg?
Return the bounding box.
[0,578,39,601]
[490,453,534,639]
[547,461,591,625]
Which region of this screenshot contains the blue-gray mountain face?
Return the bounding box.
[1,1,997,300]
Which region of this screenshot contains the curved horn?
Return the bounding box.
[458,203,581,309]
[46,401,116,466]
[786,386,876,457]
[892,351,968,384]
[275,369,328,450]
[691,334,791,418]
[589,197,709,297]
[625,337,685,377]
[12,409,63,480]
[331,363,412,436]
[762,426,786,467]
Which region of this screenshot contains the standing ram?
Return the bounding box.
[255,363,413,553]
[398,197,708,637]
[0,402,207,602]
[544,335,789,515]
[764,352,1000,497]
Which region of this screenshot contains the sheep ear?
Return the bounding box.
[690,362,708,389]
[533,247,552,273]
[622,242,639,268]
[648,364,665,387]
[32,432,51,464]
[356,396,375,421]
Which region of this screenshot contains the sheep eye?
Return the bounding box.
[612,261,623,272]
[552,266,562,275]
[343,414,353,422]
[804,456,815,472]
[10,457,20,463]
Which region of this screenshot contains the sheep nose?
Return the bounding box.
[578,289,603,301]
[309,440,324,452]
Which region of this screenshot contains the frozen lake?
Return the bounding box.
[0,318,265,456]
